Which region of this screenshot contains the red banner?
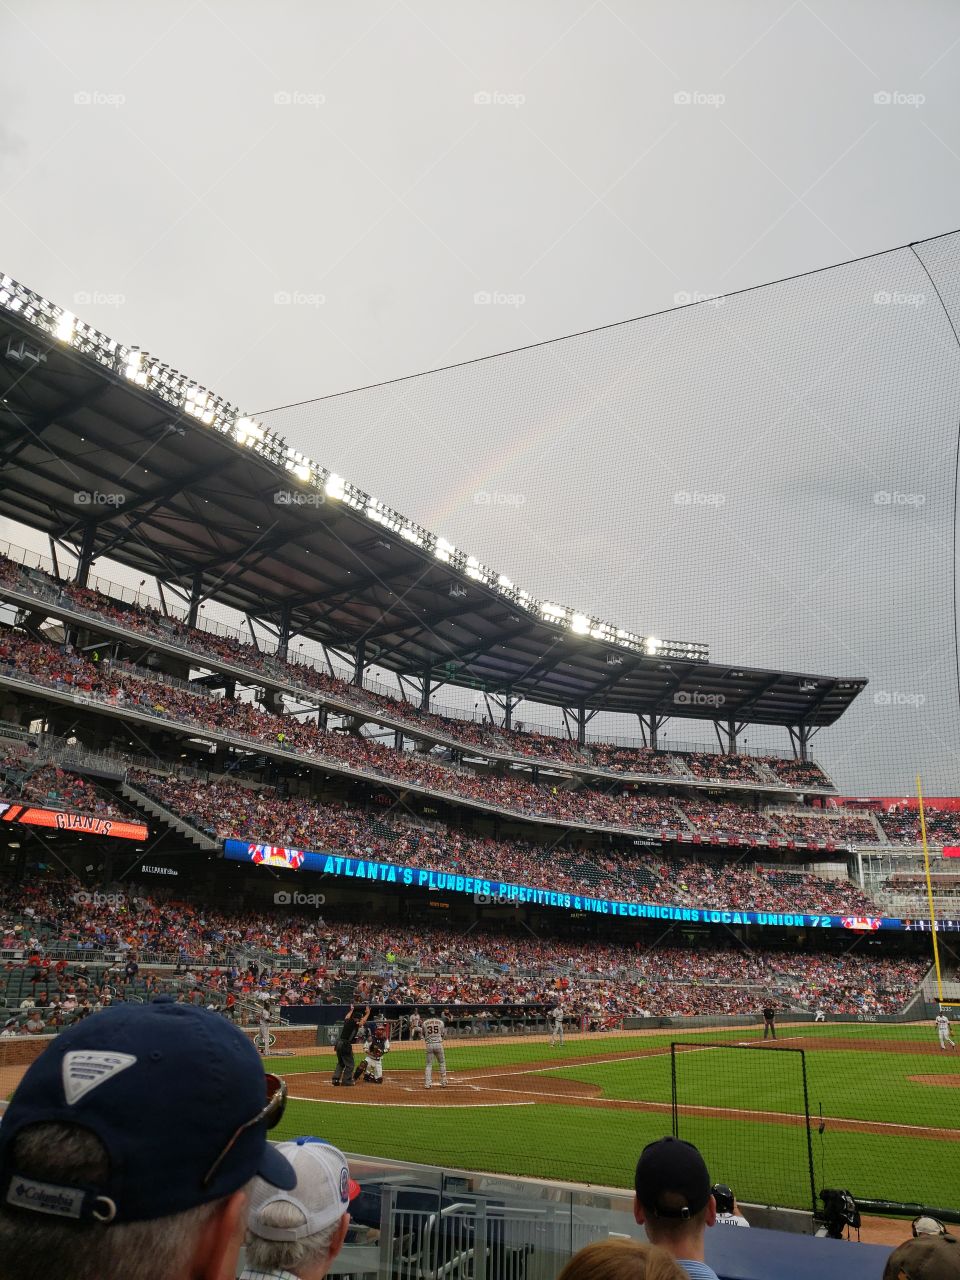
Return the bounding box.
[944,846,960,859]
[0,801,148,842]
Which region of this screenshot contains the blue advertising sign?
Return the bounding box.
[222,839,921,931]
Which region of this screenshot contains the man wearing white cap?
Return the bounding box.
[241,1137,360,1280]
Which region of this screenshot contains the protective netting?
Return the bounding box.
[263,231,960,795]
[671,1041,816,1214]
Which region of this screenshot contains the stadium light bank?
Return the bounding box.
[0,273,708,666]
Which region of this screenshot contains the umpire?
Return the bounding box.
[332,1003,369,1086]
[762,1001,777,1041]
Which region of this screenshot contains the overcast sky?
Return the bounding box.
[3,0,960,793]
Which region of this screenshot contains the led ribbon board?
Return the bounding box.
[0,800,148,842]
[222,839,934,931]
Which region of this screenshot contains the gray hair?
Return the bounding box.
[0,1124,231,1280]
[245,1198,342,1275]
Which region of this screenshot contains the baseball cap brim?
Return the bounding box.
[257,1141,298,1191]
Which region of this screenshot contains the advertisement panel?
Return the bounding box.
[221,839,951,931]
[0,800,148,842]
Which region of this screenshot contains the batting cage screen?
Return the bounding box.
[671,1042,816,1215]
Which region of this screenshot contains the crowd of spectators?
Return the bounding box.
[678,753,764,784]
[768,758,834,788]
[0,554,837,792]
[0,880,928,1026]
[0,627,885,855]
[878,806,960,846]
[0,743,124,818]
[774,810,880,843]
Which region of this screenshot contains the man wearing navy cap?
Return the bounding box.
[0,996,295,1280]
[633,1136,720,1280]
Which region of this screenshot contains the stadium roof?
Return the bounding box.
[0,274,867,728]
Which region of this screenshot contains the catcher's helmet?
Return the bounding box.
[711,1184,735,1215]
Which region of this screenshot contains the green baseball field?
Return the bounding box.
[267,1022,960,1213]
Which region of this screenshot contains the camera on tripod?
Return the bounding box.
[815,1188,861,1240]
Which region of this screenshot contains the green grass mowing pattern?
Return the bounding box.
[275,1096,676,1190]
[274,1097,960,1211]
[548,1045,960,1129]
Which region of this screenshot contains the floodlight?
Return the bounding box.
[570,613,590,635]
[124,349,147,385]
[324,473,345,500]
[465,555,487,582]
[54,311,76,342]
[234,417,264,446]
[435,537,455,563]
[645,637,661,655]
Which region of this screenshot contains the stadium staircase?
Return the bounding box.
[119,780,219,850]
[753,759,785,786]
[815,809,888,846]
[554,853,605,888]
[622,860,664,894]
[863,810,889,844]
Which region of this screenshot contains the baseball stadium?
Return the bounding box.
[1,232,960,1277]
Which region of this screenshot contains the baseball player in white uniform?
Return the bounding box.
[814,1007,826,1023]
[256,1001,275,1057]
[408,1009,423,1040]
[936,1011,957,1050]
[423,1007,447,1088]
[548,1003,565,1047]
[355,1013,391,1083]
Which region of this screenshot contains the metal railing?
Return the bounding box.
[382,1191,573,1280]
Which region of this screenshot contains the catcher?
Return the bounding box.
[354,1011,391,1084]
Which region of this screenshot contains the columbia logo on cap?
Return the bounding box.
[7,1178,85,1219]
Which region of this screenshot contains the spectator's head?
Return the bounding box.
[0,997,295,1280]
[633,1137,716,1261]
[914,1217,951,1239]
[244,1137,359,1279]
[883,1233,960,1279]
[557,1238,686,1280]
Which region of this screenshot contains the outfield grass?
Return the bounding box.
[550,1044,959,1128]
[267,1022,960,1211]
